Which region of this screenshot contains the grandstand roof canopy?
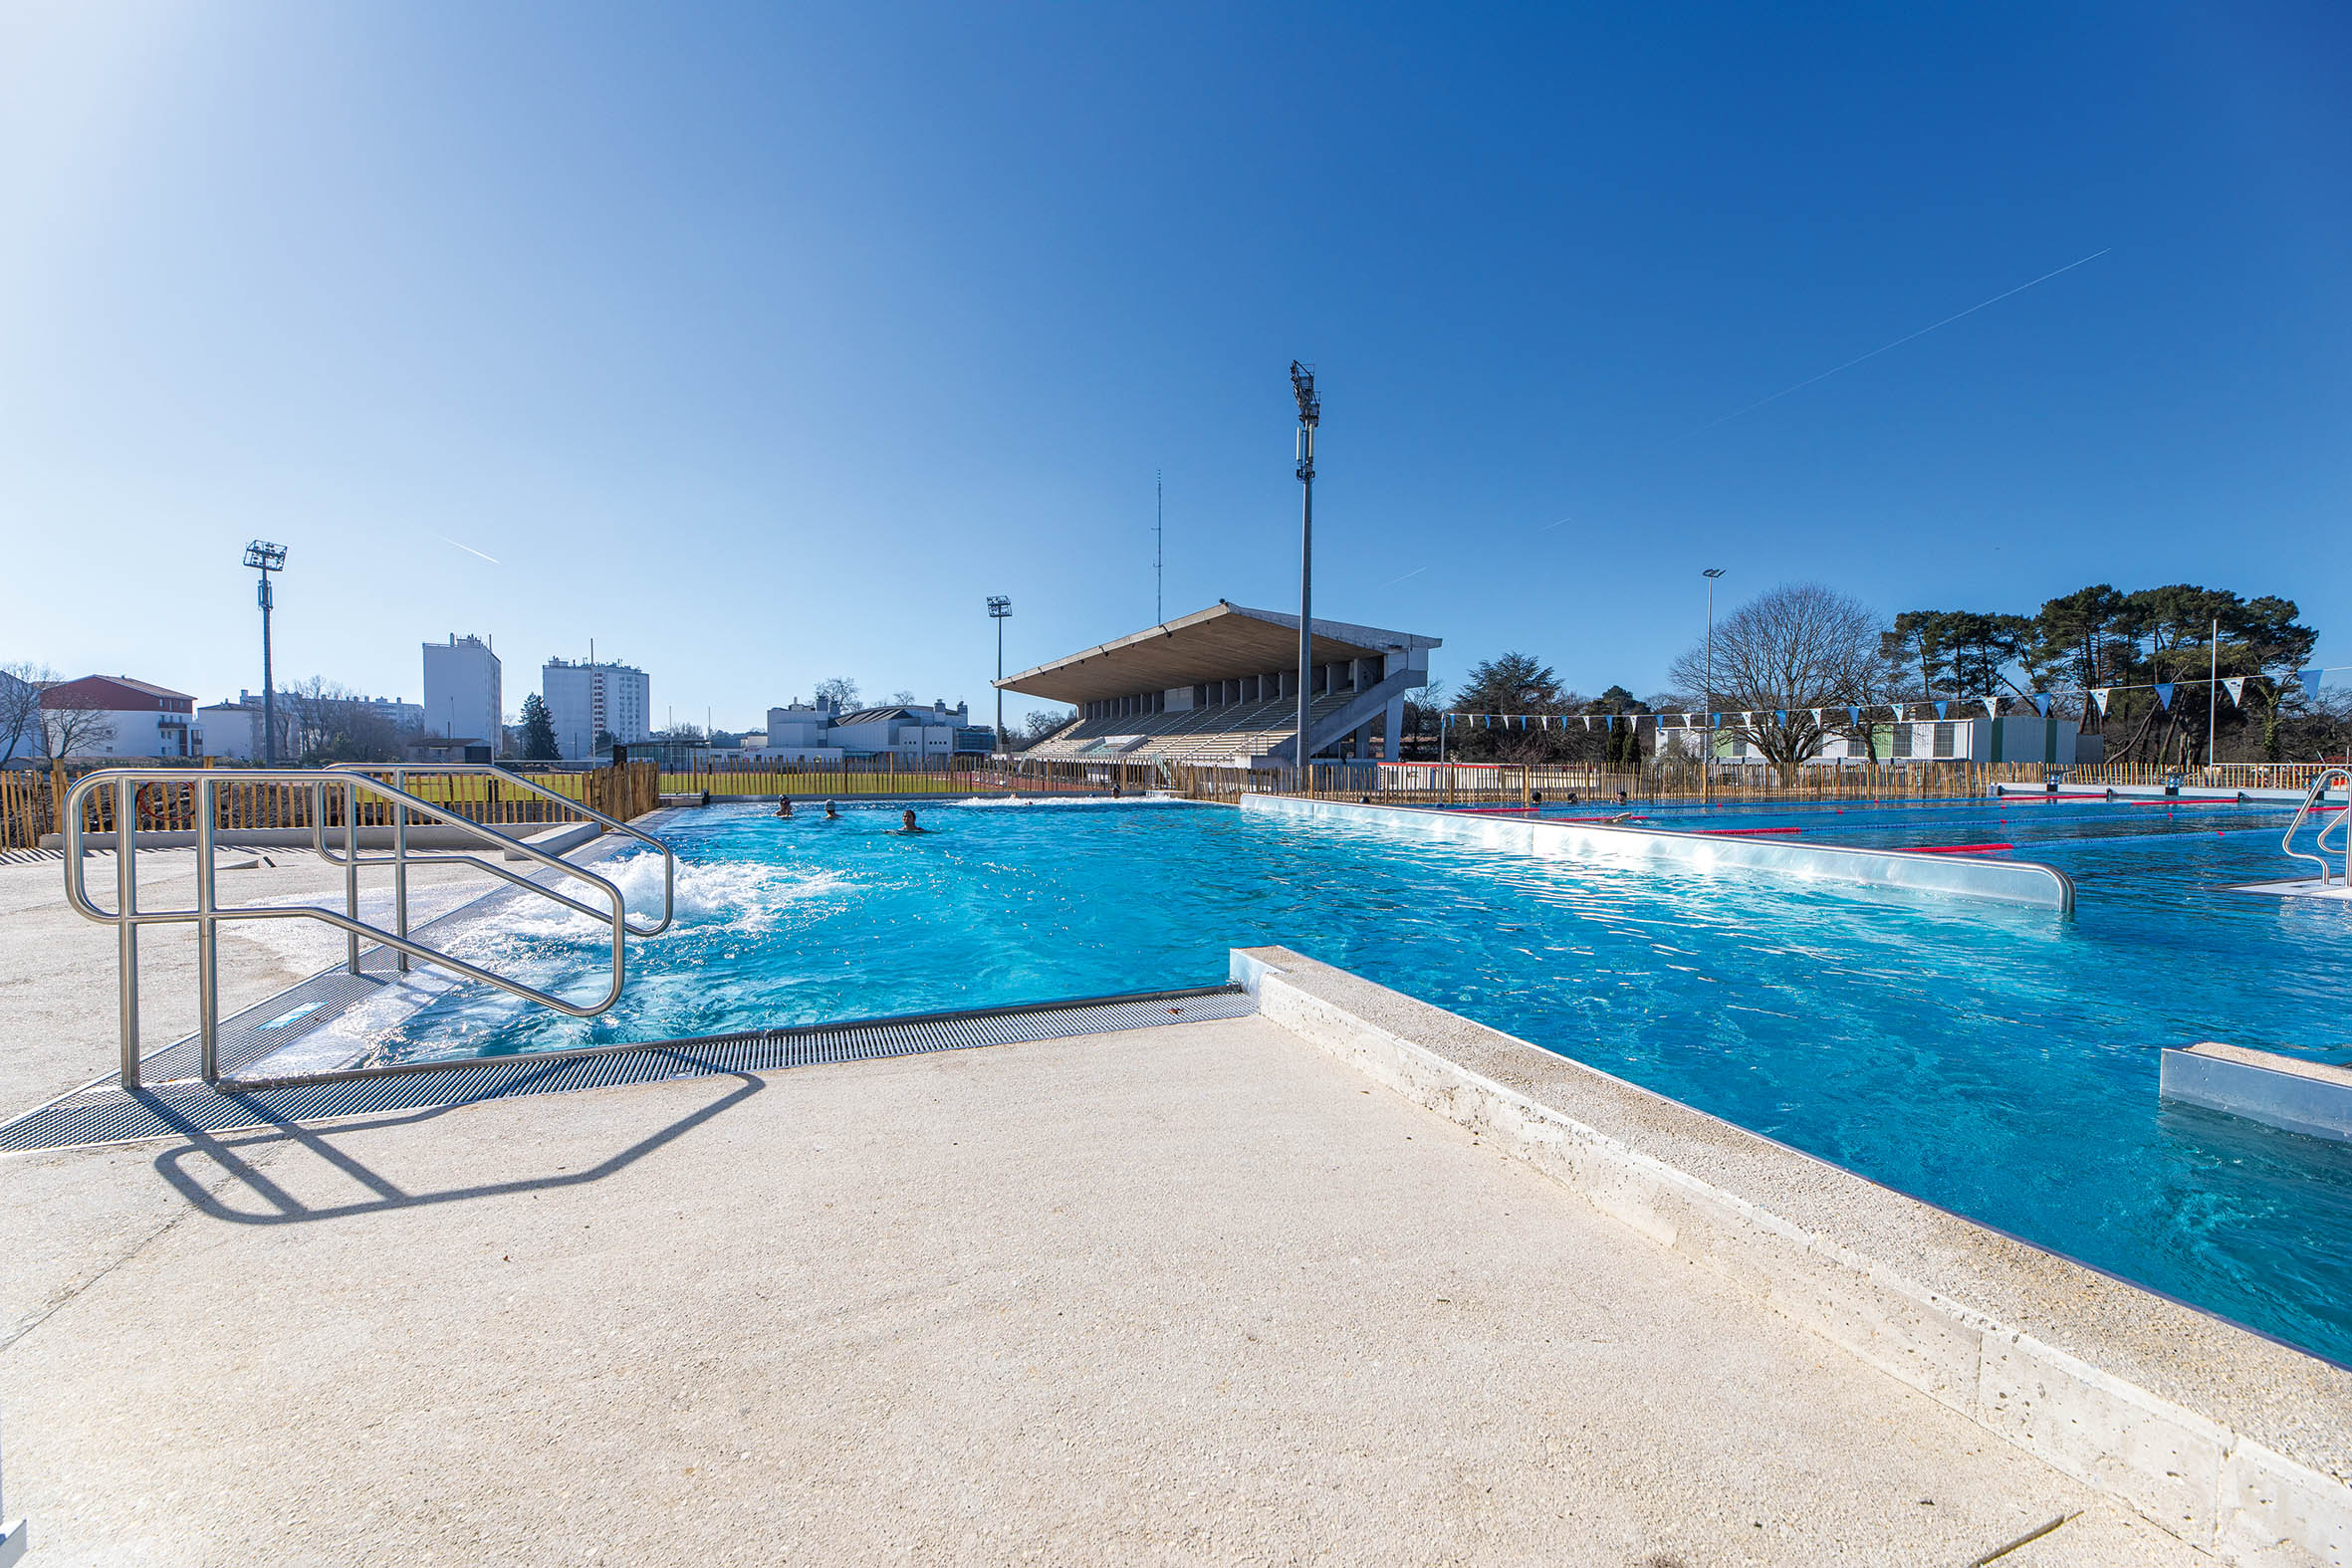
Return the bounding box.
[995,602,1440,706]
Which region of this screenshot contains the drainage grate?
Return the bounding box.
[0,986,1257,1154]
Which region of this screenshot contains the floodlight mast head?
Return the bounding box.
[988,595,1012,619]
[243,541,288,764]
[1290,360,1318,427]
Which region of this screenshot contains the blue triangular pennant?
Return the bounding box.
[2299,669,2323,702]
[2155,683,2175,710]
[1847,706,1862,725]
[1933,701,1949,720]
[2031,693,2051,717]
[1774,709,1787,724]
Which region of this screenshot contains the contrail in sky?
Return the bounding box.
[1675,247,2113,440]
[438,534,500,565]
[1383,564,1429,587]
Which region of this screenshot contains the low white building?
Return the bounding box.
[1661,715,2103,768]
[31,676,203,760]
[754,698,990,762]
[544,657,651,761]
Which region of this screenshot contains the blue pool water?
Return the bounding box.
[391,795,2352,1365]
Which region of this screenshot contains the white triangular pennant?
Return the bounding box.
[2223,677,2245,706]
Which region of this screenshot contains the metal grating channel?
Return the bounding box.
[0,986,1257,1154]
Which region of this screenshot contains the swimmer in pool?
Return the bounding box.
[775,795,793,818]
[897,808,928,834]
[823,800,839,819]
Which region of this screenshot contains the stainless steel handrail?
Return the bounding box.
[61,767,675,1089]
[2280,767,2352,887]
[314,763,674,976]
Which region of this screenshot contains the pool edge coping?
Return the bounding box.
[1231,944,2351,1567]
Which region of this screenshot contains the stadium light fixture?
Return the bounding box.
[989,595,1013,751]
[243,541,289,764]
[1291,361,1318,777]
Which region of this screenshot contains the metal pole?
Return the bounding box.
[1702,571,1719,804]
[196,775,220,1082]
[1292,362,1317,783]
[2208,615,2219,771]
[116,776,140,1089]
[259,568,276,766]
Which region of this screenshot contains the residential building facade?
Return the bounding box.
[423,634,503,747]
[544,657,651,761]
[756,698,991,762]
[33,676,203,759]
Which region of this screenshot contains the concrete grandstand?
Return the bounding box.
[998,601,1439,767]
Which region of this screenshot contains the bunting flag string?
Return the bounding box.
[1434,666,2352,738]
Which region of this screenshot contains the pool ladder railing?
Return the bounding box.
[2279,767,2352,887]
[62,764,674,1091]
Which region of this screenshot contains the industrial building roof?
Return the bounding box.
[993,602,1439,706]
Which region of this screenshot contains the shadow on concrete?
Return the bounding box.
[145,1068,762,1225]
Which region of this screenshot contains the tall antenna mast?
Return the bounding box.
[1154,469,1164,624]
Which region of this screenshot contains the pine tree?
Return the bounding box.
[519,693,560,761]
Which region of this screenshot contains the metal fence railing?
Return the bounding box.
[9,753,2341,849]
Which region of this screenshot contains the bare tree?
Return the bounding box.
[279,677,405,764]
[815,676,860,709]
[36,683,117,763]
[1667,583,1893,785]
[0,662,51,767]
[1017,707,1075,749]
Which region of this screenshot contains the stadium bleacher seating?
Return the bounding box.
[1024,694,1356,767]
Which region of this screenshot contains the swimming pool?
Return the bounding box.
[373,794,2352,1365]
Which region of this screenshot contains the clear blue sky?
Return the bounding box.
[5,2,2347,731]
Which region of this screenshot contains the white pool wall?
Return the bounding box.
[1241,793,2075,912]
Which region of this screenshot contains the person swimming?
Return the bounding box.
[898,807,928,834]
[823,799,839,819]
[775,795,793,818]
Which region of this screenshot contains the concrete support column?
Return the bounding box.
[1381,696,1404,763]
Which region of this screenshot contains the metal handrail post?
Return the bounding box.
[2279,767,2349,887]
[116,776,140,1089]
[196,775,221,1081]
[392,766,410,974]
[64,768,646,1090]
[344,777,360,974]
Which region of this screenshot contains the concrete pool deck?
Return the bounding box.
[0,853,2334,1564]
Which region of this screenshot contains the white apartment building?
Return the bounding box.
[422,634,503,747]
[25,676,203,760]
[544,657,652,761]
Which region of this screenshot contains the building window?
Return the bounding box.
[1891,724,1912,759]
[1932,722,1956,759]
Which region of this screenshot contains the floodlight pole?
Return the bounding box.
[1291,361,1318,782]
[2208,614,2219,770]
[988,596,1013,752]
[1702,568,1724,803]
[243,541,287,765]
